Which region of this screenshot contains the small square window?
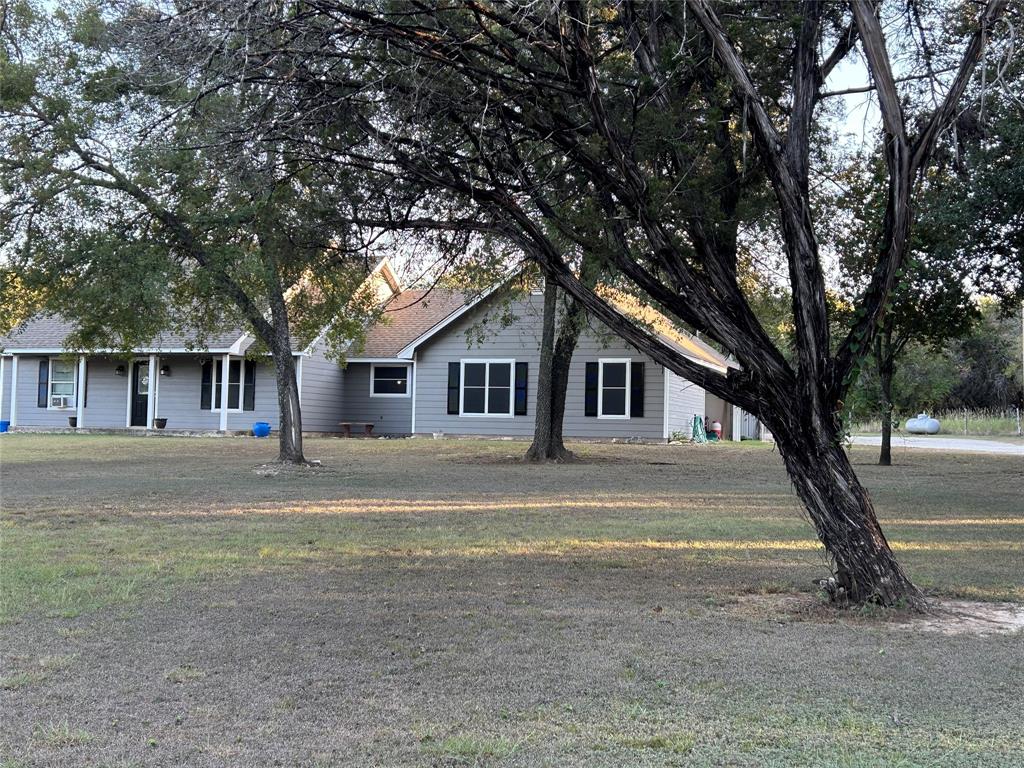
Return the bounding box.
[371,365,410,397]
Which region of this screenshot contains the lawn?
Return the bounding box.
[0,434,1022,767]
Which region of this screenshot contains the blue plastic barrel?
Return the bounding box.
[252,422,271,438]
[0,420,9,433]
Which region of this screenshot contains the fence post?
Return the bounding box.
[1017,406,1021,437]
[963,408,968,436]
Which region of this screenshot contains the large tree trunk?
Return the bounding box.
[771,415,924,608]
[266,277,305,464]
[878,359,894,467]
[270,342,304,464]
[875,325,896,466]
[525,277,583,462]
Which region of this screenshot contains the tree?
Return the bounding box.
[0,2,372,462]
[833,39,1023,463]
[944,301,1024,410]
[834,156,980,464]
[15,0,1014,605]
[253,0,1005,606]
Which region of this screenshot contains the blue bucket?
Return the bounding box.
[0,420,9,433]
[252,422,271,438]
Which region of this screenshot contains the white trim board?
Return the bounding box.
[0,346,241,355]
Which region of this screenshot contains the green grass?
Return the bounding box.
[852,408,1022,437]
[31,720,93,747]
[1,434,1022,766]
[1,434,1021,622]
[423,734,519,761]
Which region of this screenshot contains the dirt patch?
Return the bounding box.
[896,600,1024,636]
[733,593,1024,636]
[251,461,335,477]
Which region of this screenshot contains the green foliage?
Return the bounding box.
[846,343,958,420]
[0,0,372,358]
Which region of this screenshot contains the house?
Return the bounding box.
[0,260,751,441]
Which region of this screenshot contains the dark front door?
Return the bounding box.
[130,361,149,427]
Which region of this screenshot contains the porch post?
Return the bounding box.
[731,405,742,442]
[219,353,230,432]
[0,355,6,423]
[153,354,161,426]
[9,355,18,427]
[76,355,86,428]
[146,353,157,429]
[295,355,303,405]
[125,362,133,428]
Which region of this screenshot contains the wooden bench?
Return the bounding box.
[339,422,375,437]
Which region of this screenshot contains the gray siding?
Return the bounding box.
[9,355,79,428]
[413,293,678,440]
[0,356,12,424]
[665,369,706,439]
[298,341,346,433]
[5,353,279,431]
[151,355,279,431]
[340,362,413,435]
[83,358,131,428]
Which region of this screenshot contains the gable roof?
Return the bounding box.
[0,314,248,354]
[597,287,733,372]
[354,287,469,359]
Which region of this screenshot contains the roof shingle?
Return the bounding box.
[353,288,467,358]
[0,314,246,352]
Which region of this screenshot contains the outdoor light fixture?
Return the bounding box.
[160,365,172,376]
[114,365,126,376]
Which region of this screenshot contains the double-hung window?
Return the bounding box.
[370,364,410,397]
[460,360,514,417]
[598,359,630,419]
[48,358,77,409]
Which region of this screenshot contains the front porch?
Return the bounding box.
[0,352,280,433]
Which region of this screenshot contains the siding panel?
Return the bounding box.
[299,342,346,433]
[340,362,413,434]
[664,369,706,438]
[413,292,689,440]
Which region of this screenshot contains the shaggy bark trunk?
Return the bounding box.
[525,277,582,462]
[771,414,924,607]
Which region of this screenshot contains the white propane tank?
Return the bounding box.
[906,413,940,434]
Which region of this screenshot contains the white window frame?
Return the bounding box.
[47,356,78,410]
[598,358,631,419]
[369,363,411,398]
[459,358,515,418]
[209,358,244,413]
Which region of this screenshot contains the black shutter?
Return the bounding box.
[630,362,645,417]
[37,359,48,408]
[200,361,212,410]
[514,362,528,415]
[83,362,88,408]
[447,362,460,414]
[243,360,256,411]
[584,362,598,417]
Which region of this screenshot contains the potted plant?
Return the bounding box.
[154,417,168,429]
[68,416,78,428]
